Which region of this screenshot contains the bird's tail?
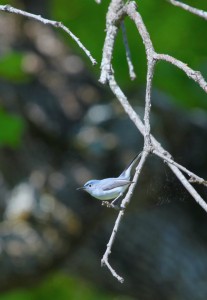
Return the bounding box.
[119,152,142,180]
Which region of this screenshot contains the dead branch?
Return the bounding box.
[0,4,96,65]
[121,21,136,80]
[99,0,207,282]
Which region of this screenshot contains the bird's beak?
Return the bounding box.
[76,186,85,191]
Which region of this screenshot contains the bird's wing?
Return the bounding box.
[119,152,141,179]
[101,179,132,191]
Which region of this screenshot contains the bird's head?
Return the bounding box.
[77,180,99,194]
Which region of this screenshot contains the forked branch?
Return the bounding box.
[99,0,207,282]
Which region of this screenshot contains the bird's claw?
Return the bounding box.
[101,201,123,211]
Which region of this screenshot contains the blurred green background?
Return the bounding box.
[0,0,206,300]
[1,272,132,300]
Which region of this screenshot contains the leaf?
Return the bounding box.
[0,110,25,148]
[0,52,28,82]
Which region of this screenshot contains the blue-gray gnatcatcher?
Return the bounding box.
[77,153,140,205]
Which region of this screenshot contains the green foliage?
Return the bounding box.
[0,273,134,300]
[0,52,28,82]
[0,0,16,4]
[0,109,25,148]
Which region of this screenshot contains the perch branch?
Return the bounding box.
[0,4,96,65]
[121,150,149,209]
[101,150,149,282]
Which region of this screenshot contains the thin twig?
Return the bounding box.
[126,3,207,93]
[153,149,207,187]
[143,57,155,146]
[156,54,207,93]
[101,210,124,283]
[169,164,207,211]
[168,0,207,21]
[0,4,97,65]
[121,21,136,80]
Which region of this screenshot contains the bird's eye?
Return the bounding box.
[88,184,92,187]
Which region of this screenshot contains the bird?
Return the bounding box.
[77,152,141,206]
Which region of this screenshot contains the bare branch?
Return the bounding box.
[99,0,207,282]
[99,0,125,84]
[101,210,124,283]
[108,70,207,216]
[168,0,207,21]
[189,178,207,186]
[153,150,207,187]
[101,150,149,281]
[125,1,207,212]
[143,58,155,146]
[0,4,97,65]
[156,54,207,93]
[168,164,207,211]
[121,21,136,80]
[121,150,149,209]
[125,2,154,52]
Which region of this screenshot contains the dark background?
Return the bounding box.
[0,0,207,299]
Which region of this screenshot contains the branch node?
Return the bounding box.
[130,1,138,10]
[4,5,11,12]
[101,259,105,267]
[55,21,62,27]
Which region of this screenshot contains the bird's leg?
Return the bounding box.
[110,193,124,210]
[102,194,124,210]
[111,193,123,206]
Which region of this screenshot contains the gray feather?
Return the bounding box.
[101,179,132,191]
[119,152,141,179]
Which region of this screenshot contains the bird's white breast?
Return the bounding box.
[90,185,129,200]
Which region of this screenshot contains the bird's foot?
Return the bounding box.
[101,201,123,211]
[101,201,112,208]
